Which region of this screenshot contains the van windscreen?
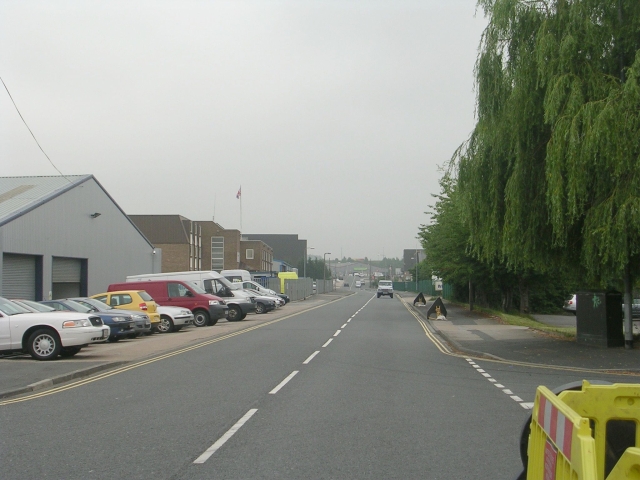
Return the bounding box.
[186,281,207,294]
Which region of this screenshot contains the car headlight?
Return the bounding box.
[209,300,219,305]
[181,310,191,315]
[63,319,92,328]
[112,316,126,322]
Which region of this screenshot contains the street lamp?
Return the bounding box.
[323,252,331,293]
[415,249,419,292]
[304,247,314,279]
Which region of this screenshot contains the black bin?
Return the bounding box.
[576,291,623,348]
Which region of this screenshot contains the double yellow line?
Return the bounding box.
[1,297,348,406]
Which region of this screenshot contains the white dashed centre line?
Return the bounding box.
[303,351,319,364]
[341,323,347,328]
[322,339,333,347]
[334,330,341,337]
[193,409,258,464]
[269,371,299,394]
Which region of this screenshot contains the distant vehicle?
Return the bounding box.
[377,280,394,298]
[355,281,362,288]
[0,297,109,360]
[562,294,577,315]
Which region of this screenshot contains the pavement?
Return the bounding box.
[2,289,639,400]
[400,293,640,374]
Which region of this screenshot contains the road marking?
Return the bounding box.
[465,358,531,410]
[303,351,319,364]
[193,409,258,464]
[341,323,347,328]
[334,330,341,337]
[269,371,298,394]
[322,339,332,347]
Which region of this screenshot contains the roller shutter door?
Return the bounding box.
[52,257,81,282]
[2,253,36,299]
[52,257,82,299]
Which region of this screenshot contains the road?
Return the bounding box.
[0,291,632,479]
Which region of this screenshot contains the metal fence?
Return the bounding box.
[264,277,321,301]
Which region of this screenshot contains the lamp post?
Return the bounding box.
[415,249,419,292]
[304,247,314,279]
[323,252,331,293]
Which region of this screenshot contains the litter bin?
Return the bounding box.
[576,291,623,347]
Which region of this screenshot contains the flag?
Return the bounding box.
[236,186,241,199]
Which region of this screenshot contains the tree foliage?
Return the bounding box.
[421,0,640,312]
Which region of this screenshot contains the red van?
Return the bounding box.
[107,280,228,327]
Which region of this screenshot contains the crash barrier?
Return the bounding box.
[526,381,640,479]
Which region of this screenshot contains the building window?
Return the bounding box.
[246,249,254,260]
[211,237,224,270]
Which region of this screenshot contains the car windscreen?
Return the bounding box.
[0,297,31,315]
[62,300,94,313]
[73,298,110,311]
[379,281,392,286]
[19,300,55,312]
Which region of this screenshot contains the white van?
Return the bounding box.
[126,271,256,320]
[220,269,251,284]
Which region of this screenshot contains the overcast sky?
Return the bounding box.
[1,0,487,261]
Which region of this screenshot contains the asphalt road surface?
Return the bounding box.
[0,292,631,479]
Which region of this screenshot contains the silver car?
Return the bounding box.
[562,294,577,315]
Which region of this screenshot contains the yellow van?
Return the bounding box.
[277,272,298,293]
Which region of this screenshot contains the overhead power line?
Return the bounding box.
[1,75,67,178]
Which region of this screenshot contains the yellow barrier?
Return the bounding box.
[526,381,640,480]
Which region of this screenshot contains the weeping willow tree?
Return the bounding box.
[460,0,640,336]
[457,0,556,311]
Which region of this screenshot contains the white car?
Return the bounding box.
[0,297,110,360]
[156,305,194,333]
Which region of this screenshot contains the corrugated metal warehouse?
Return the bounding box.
[0,175,161,300]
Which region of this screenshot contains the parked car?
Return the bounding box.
[122,272,253,322]
[355,281,362,288]
[622,299,640,319]
[91,290,161,332]
[69,297,152,337]
[563,294,577,315]
[0,297,109,360]
[241,280,289,304]
[108,279,229,326]
[156,305,194,333]
[240,289,277,314]
[41,299,136,342]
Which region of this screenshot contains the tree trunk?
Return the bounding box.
[519,278,529,314]
[502,287,512,312]
[469,279,475,311]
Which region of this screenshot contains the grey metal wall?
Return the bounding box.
[0,177,161,299]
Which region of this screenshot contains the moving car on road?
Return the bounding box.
[377,280,394,298]
[0,297,109,360]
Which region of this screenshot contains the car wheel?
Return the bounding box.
[60,346,82,357]
[227,305,242,322]
[377,293,381,298]
[158,315,174,333]
[27,329,62,361]
[390,293,393,298]
[255,303,265,314]
[193,310,210,327]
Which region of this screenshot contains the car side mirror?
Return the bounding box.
[185,290,194,297]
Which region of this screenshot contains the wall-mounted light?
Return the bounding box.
[90,212,101,218]
[152,249,157,255]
